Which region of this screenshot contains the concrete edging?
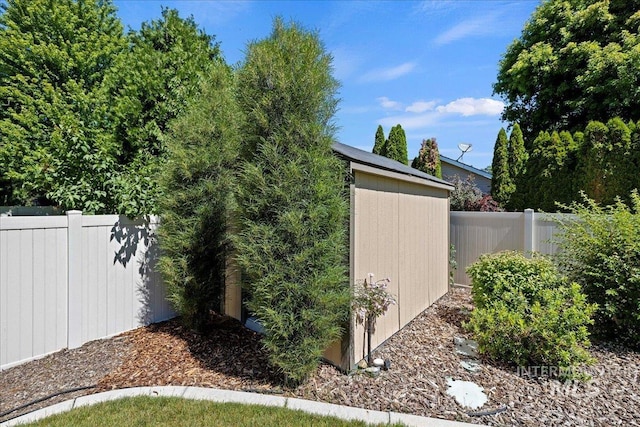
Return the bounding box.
[0,386,483,427]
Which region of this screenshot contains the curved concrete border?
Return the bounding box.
[0,386,483,427]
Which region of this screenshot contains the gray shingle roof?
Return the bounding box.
[332,142,453,187]
[439,155,492,180]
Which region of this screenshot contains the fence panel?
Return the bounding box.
[450,210,568,286]
[0,216,69,370]
[1,213,175,370]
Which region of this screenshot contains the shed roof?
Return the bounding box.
[332,142,453,189]
[439,155,492,180]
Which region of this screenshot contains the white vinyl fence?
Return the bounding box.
[450,209,568,286]
[0,211,175,370]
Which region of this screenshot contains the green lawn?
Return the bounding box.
[21,396,404,427]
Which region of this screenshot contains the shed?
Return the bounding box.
[440,155,492,195]
[224,143,453,370]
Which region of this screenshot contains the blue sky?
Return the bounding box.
[113,0,541,170]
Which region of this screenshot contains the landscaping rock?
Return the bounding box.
[445,378,487,410]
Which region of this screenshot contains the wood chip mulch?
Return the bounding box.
[2,288,639,426]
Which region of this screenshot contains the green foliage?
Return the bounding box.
[411,138,442,178]
[449,175,482,211]
[555,192,640,347]
[157,64,240,331]
[0,0,126,211]
[490,128,513,206]
[234,18,350,385]
[508,124,526,180]
[510,116,640,211]
[104,8,221,217]
[372,125,386,156]
[0,2,220,216]
[466,252,596,378]
[494,0,640,140]
[385,124,408,165]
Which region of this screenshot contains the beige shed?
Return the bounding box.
[224,142,453,371]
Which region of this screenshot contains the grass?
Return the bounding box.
[20,396,404,427]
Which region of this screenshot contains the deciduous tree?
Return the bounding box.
[105,8,221,217]
[0,0,126,211]
[494,0,640,142]
[412,137,442,178]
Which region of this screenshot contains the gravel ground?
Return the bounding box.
[1,288,639,426]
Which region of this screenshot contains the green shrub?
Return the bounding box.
[465,252,596,379]
[467,251,558,309]
[556,192,640,346]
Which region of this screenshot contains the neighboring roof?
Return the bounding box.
[439,155,492,180]
[332,142,453,188]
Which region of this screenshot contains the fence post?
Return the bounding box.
[67,210,83,349]
[524,209,535,257]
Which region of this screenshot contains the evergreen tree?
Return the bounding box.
[373,125,386,156]
[234,18,350,384]
[386,124,409,165]
[605,117,634,205]
[507,124,527,182]
[157,63,241,330]
[505,124,527,210]
[412,138,442,178]
[0,0,126,211]
[577,121,610,204]
[490,128,513,206]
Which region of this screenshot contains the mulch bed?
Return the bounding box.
[2,288,639,426]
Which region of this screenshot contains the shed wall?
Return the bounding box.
[351,170,449,365]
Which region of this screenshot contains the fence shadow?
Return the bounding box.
[109,216,174,326]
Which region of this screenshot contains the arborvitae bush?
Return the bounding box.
[466,252,596,379]
[386,124,409,165]
[556,192,640,347]
[373,125,386,156]
[234,19,350,385]
[157,63,241,331]
[491,128,513,207]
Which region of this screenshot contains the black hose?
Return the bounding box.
[0,384,96,421]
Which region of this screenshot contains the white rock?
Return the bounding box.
[373,358,384,367]
[445,378,487,410]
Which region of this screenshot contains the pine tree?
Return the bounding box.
[491,128,513,206]
[234,18,349,385]
[373,125,386,156]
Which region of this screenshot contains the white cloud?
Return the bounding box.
[375,97,503,131]
[405,100,436,113]
[379,112,440,130]
[377,96,403,110]
[434,12,501,45]
[436,98,504,116]
[360,62,417,83]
